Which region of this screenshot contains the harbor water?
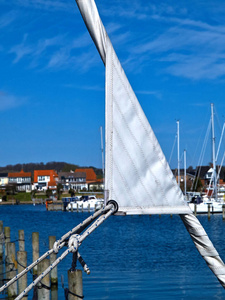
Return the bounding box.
[0,204,225,299]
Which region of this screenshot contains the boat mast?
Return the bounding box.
[177,120,180,188]
[100,126,105,204]
[211,103,217,200]
[184,149,187,198]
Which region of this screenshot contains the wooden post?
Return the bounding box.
[68,269,83,300]
[95,204,97,212]
[32,232,39,276]
[18,230,25,251]
[208,204,211,220]
[0,258,3,287]
[37,259,50,300]
[194,204,197,216]
[49,236,58,286]
[51,285,58,300]
[81,204,83,213]
[88,204,90,213]
[0,222,3,287]
[71,203,74,212]
[0,221,3,259]
[223,205,225,220]
[17,251,27,299]
[76,203,79,213]
[4,226,10,257]
[7,242,17,298]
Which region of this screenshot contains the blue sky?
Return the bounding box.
[1,0,225,170]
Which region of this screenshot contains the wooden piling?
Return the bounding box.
[0,221,3,259]
[0,222,3,286]
[208,204,211,220]
[194,204,197,216]
[71,203,74,212]
[76,203,79,212]
[4,226,10,257]
[7,242,17,298]
[88,204,90,213]
[18,230,25,251]
[51,285,58,300]
[0,258,3,287]
[17,250,27,299]
[68,269,83,300]
[49,236,58,286]
[32,232,39,276]
[223,205,225,220]
[37,258,50,300]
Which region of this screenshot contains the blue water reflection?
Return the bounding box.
[0,205,225,299]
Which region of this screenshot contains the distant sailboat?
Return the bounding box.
[75,0,225,288]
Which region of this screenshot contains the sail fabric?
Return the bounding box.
[75,0,225,289]
[105,37,190,214]
[76,0,190,214]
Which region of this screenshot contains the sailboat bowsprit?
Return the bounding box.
[1,0,225,298]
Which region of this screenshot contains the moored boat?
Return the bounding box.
[66,195,104,211]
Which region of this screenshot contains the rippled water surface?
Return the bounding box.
[0,205,225,299]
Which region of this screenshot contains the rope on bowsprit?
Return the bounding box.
[0,202,116,300]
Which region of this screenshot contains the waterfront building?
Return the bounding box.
[33,170,58,191]
[58,171,87,191]
[0,173,8,190]
[8,170,32,192]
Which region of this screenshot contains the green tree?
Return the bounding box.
[69,188,75,197]
[46,188,52,199]
[5,183,17,195]
[57,183,63,200]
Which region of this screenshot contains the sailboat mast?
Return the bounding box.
[211,103,217,200]
[100,126,105,178]
[177,120,180,188]
[184,149,187,197]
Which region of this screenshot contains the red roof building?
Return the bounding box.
[33,170,58,191]
[75,168,97,183]
[8,170,32,192]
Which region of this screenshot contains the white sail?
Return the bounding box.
[76,0,190,214]
[105,38,190,214]
[75,0,225,289]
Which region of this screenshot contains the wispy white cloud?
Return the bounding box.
[0,11,16,29]
[8,0,76,13]
[63,84,104,92]
[9,33,66,64]
[136,90,162,99]
[8,30,98,71]
[130,18,225,80]
[0,91,26,111]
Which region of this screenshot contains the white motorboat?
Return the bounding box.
[66,195,104,211]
